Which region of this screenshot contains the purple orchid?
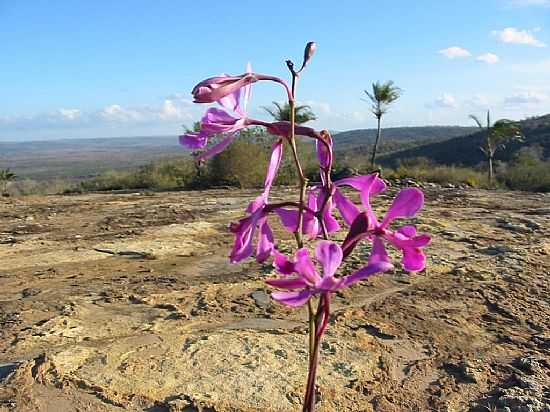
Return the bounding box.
[192,71,292,104]
[192,73,257,104]
[266,241,393,307]
[274,187,340,240]
[180,65,253,160]
[340,187,431,272]
[229,139,285,263]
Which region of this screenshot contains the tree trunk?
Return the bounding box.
[370,116,382,169]
[488,156,494,186]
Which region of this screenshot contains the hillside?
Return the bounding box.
[332,126,478,150]
[380,114,550,166]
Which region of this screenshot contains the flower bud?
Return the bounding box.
[299,42,316,72]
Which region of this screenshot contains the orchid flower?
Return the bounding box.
[230,139,285,263]
[192,72,292,103]
[266,241,393,307]
[180,65,253,160]
[340,187,431,272]
[274,187,340,240]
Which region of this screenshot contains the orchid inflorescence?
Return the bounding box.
[179,42,430,412]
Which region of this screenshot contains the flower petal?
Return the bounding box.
[368,237,392,266]
[333,188,360,226]
[272,250,295,275]
[271,290,313,307]
[256,220,274,263]
[341,212,370,259]
[229,208,263,263]
[340,261,394,288]
[196,134,236,160]
[335,173,386,195]
[397,225,417,238]
[315,241,342,278]
[295,248,321,284]
[263,139,284,195]
[402,247,426,272]
[381,188,424,229]
[316,132,332,169]
[179,131,208,149]
[265,277,308,289]
[274,208,299,232]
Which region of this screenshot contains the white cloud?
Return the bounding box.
[492,27,546,47]
[477,53,499,64]
[303,100,332,115]
[427,94,458,109]
[465,95,491,109]
[58,108,81,120]
[504,90,549,106]
[0,99,196,134]
[438,46,472,59]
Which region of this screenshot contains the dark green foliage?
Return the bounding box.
[208,140,268,188]
[0,168,16,195]
[262,102,317,124]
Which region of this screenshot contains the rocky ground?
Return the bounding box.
[0,186,548,412]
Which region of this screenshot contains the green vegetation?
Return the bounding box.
[469,110,523,184]
[2,113,549,196]
[0,168,16,196]
[262,101,317,124]
[363,81,402,168]
[384,157,488,188]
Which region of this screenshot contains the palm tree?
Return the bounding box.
[0,168,16,195]
[363,81,402,169]
[262,101,317,124]
[469,110,522,185]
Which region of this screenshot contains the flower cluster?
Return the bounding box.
[180,43,430,411]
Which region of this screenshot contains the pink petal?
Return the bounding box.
[263,139,283,196]
[217,86,240,114]
[229,208,263,263]
[265,277,308,289]
[316,275,343,292]
[341,212,370,259]
[272,250,295,275]
[196,134,236,160]
[316,133,332,169]
[271,290,312,307]
[387,229,431,248]
[274,208,299,232]
[179,131,208,149]
[397,225,417,238]
[256,220,274,263]
[402,247,426,272]
[246,194,267,214]
[240,63,252,114]
[295,248,321,285]
[368,237,392,266]
[315,241,342,278]
[381,188,424,229]
[340,261,394,288]
[333,188,360,226]
[335,174,386,195]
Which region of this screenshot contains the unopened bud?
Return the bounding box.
[299,42,316,72]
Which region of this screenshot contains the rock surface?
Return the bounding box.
[0,187,549,411]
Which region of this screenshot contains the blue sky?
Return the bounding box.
[1,0,549,141]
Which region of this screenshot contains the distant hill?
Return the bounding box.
[332,126,478,150]
[379,114,550,166]
[0,136,185,180]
